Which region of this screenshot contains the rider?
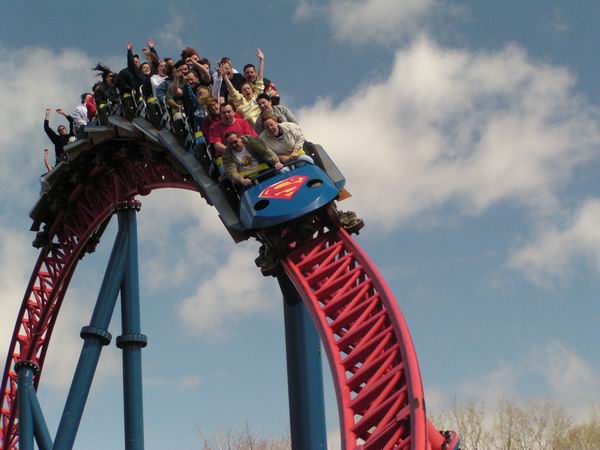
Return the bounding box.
[43,108,75,164]
[222,131,283,187]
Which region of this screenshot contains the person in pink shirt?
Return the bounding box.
[208,102,257,159]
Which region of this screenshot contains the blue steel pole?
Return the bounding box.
[53,218,128,450]
[277,271,328,450]
[15,362,35,450]
[116,208,146,450]
[29,386,53,450]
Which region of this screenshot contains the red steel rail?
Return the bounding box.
[0,157,193,450]
[283,229,445,450]
[1,141,451,450]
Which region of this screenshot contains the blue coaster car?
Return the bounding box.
[239,164,341,230]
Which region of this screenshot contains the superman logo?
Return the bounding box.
[259,175,308,200]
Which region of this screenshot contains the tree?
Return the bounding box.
[431,398,599,450]
[197,421,291,450]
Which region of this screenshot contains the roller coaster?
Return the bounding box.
[0,71,460,449]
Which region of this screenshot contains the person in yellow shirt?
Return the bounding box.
[220,48,266,125]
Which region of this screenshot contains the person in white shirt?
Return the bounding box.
[259,115,313,165]
[71,92,92,131]
[150,59,168,98]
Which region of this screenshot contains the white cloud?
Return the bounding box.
[178,246,278,337]
[296,0,441,44]
[532,341,600,419]
[157,12,186,55]
[41,285,120,392]
[0,47,94,208]
[509,199,600,285]
[433,341,600,419]
[0,226,36,362]
[299,38,600,230]
[457,362,518,407]
[0,224,119,394]
[137,189,229,291]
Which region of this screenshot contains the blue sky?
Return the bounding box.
[1,1,600,449]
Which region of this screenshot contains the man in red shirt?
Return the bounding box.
[208,102,257,158]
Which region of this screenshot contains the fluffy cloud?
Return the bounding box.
[449,341,600,419]
[178,246,278,337]
[0,226,36,362]
[299,38,600,230]
[0,47,94,207]
[509,199,600,285]
[136,189,230,291]
[0,224,120,394]
[296,0,441,44]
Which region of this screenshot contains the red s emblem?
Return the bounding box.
[259,175,308,200]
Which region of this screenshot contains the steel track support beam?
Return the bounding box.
[15,363,33,450]
[29,382,53,450]
[53,215,129,450]
[116,208,146,450]
[277,271,327,450]
[15,362,53,450]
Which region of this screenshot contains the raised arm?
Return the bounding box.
[189,58,211,84]
[166,71,183,111]
[43,108,58,143]
[168,70,183,97]
[126,42,136,73]
[56,108,75,135]
[145,48,159,71]
[256,48,265,81]
[219,66,237,95]
[147,39,159,58]
[43,149,52,172]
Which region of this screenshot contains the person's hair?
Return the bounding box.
[80,92,92,103]
[256,93,272,103]
[174,60,186,69]
[140,62,151,70]
[181,47,200,60]
[92,63,113,81]
[198,57,211,68]
[146,51,160,68]
[133,54,140,60]
[224,131,240,142]
[240,81,253,92]
[219,57,232,66]
[198,94,215,108]
[220,101,236,112]
[261,112,278,123]
[164,63,174,78]
[243,63,255,73]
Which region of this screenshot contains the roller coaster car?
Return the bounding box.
[239,163,340,231]
[238,159,363,276]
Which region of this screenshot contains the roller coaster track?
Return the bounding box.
[0,114,455,449]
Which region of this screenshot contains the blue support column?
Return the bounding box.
[15,362,35,450]
[29,384,53,450]
[116,208,147,450]
[53,219,129,450]
[277,271,328,450]
[14,360,54,450]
